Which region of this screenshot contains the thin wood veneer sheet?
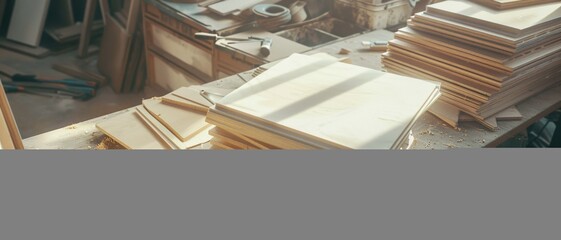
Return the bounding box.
[162,93,209,113]
[215,54,441,149]
[135,106,212,149]
[96,111,171,150]
[143,98,209,141]
[426,0,561,37]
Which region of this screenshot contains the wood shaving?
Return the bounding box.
[95,137,126,150]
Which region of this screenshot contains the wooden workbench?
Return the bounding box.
[22,31,561,149]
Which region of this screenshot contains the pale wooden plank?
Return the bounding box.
[172,87,214,108]
[142,98,210,141]
[135,106,212,149]
[428,101,460,129]
[95,110,171,150]
[161,93,209,113]
[0,81,23,149]
[0,106,15,149]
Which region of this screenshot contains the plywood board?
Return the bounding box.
[428,100,460,129]
[96,110,171,150]
[216,54,441,149]
[172,87,214,108]
[142,98,209,141]
[0,81,23,149]
[135,106,212,149]
[413,13,561,49]
[470,0,559,10]
[0,106,15,149]
[161,93,209,113]
[427,0,561,37]
[211,125,275,150]
[7,0,51,47]
[459,106,523,122]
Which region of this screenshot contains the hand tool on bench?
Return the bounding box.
[361,40,388,51]
[195,32,273,56]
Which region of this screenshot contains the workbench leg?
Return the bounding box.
[78,0,98,58]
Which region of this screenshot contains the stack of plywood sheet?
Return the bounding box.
[382,0,561,130]
[95,85,234,150]
[205,53,441,150]
[470,0,559,10]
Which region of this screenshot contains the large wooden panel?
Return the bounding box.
[216,54,441,149]
[7,0,51,47]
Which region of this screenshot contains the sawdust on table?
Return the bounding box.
[95,136,126,150]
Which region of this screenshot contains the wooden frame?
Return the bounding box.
[0,80,23,150]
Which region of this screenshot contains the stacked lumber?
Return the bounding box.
[205,53,441,150]
[382,0,561,130]
[470,0,559,10]
[95,85,234,150]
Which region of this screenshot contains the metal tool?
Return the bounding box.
[3,82,95,100]
[195,32,274,57]
[361,40,388,51]
[11,74,99,88]
[2,74,98,100]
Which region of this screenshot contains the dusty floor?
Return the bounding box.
[0,48,166,139]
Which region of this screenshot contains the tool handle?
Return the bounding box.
[2,85,19,93]
[12,74,99,88]
[195,32,219,40]
[58,79,99,88]
[260,38,273,57]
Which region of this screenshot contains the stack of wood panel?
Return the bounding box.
[95,85,234,150]
[382,0,561,130]
[205,53,441,150]
[470,0,559,10]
